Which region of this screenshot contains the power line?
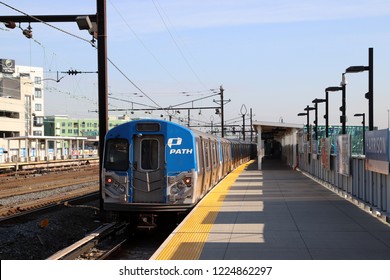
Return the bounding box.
[0,1,95,47]
[151,0,209,91]
[0,2,166,114]
[108,0,190,92]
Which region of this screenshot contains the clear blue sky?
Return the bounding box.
[2,0,390,129]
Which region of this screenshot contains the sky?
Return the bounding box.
[1,0,390,130]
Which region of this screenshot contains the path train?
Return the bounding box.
[102,119,255,226]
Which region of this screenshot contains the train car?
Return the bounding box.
[101,119,254,227]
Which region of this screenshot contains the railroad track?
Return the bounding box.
[0,165,98,192]
[0,164,99,219]
[0,187,99,220]
[47,222,128,260]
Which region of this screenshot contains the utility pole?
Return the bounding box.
[220,85,225,137]
[97,0,108,213]
[250,108,253,142]
[0,1,107,213]
[240,104,247,141]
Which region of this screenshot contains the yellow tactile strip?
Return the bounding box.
[153,160,253,260]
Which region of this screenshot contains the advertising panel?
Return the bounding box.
[365,129,389,175]
[311,139,318,160]
[321,138,331,171]
[337,134,351,176]
[0,59,15,74]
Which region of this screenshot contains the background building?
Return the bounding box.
[0,59,45,138]
[44,115,131,138]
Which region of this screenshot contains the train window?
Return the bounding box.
[211,142,216,165]
[104,139,129,171]
[204,140,210,168]
[136,123,160,132]
[196,139,202,171]
[141,139,159,170]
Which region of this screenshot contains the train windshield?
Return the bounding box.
[141,139,159,170]
[104,138,129,171]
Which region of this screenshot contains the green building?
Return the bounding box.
[44,115,131,137]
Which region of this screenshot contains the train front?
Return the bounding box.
[101,120,198,222]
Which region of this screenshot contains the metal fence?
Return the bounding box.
[282,143,390,222]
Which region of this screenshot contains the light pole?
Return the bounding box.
[323,89,330,137]
[312,98,326,140]
[298,112,308,126]
[304,106,315,142]
[345,47,374,130]
[340,73,347,134]
[354,113,365,154]
[298,112,308,141]
[325,86,344,134]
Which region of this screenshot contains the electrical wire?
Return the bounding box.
[0,2,215,124]
[0,1,96,47]
[151,0,209,91]
[0,2,166,113]
[108,0,190,92]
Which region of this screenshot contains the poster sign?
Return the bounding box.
[0,59,15,74]
[321,138,331,171]
[337,134,351,176]
[365,129,389,175]
[311,139,318,160]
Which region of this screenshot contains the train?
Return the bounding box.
[101,119,256,227]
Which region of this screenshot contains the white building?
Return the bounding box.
[0,59,45,162]
[0,59,45,138]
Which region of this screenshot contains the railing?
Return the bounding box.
[282,144,390,222]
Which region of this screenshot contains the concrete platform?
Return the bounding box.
[151,159,390,260]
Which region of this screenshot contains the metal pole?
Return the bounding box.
[368,47,374,130]
[220,85,225,137]
[325,91,329,137]
[242,114,245,141]
[314,102,318,140]
[250,108,253,142]
[341,82,346,134]
[362,115,366,154]
[306,108,310,142]
[97,0,108,213]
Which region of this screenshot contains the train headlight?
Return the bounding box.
[105,176,113,185]
[183,177,191,186]
[105,176,126,194]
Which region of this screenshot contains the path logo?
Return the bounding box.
[167,137,182,148]
[167,137,193,155]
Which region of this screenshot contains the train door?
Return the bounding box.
[195,138,204,200]
[132,135,165,203]
[201,137,211,195]
[210,140,217,185]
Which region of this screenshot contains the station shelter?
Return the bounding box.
[252,121,302,170]
[0,135,98,163]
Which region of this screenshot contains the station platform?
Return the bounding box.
[151,159,390,260]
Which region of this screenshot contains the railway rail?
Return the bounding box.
[0,164,99,219]
[0,157,177,260]
[47,222,128,260]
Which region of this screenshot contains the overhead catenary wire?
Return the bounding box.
[151,0,210,92]
[0,1,168,114]
[0,2,217,124]
[0,1,95,47]
[108,0,190,92]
